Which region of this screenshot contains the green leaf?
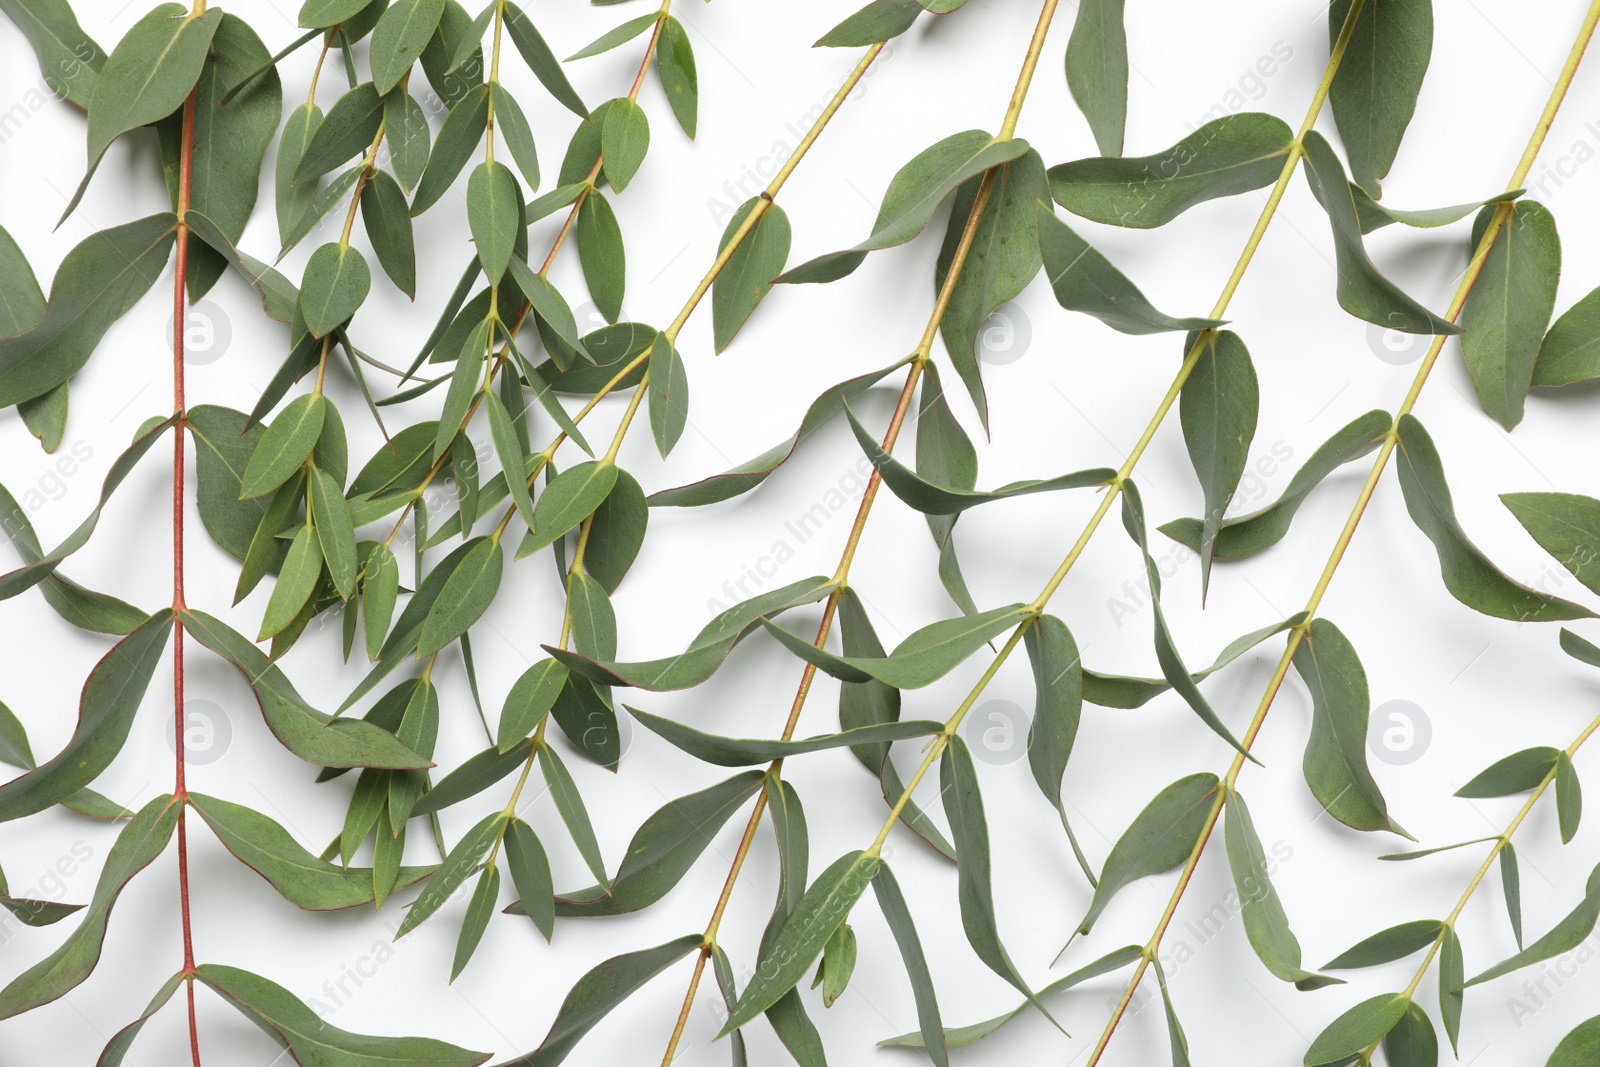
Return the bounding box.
[1534,282,1600,387]
[1225,787,1341,989]
[1558,751,1583,843]
[489,84,540,190]
[1023,614,1082,811]
[183,609,432,769]
[361,542,400,659]
[600,97,650,193]
[1382,1001,1437,1067]
[1324,919,1443,969]
[1465,863,1600,988]
[1550,1016,1600,1066]
[1051,113,1292,228]
[1291,618,1407,835]
[1180,329,1257,597]
[655,16,696,138]
[498,659,568,751]
[452,865,498,981]
[1563,627,1600,670]
[539,741,609,889]
[647,333,689,457]
[815,0,920,46]
[763,602,1030,689]
[1327,0,1433,197]
[1080,772,1218,935]
[503,1,586,117]
[310,467,358,599]
[1078,613,1303,710]
[499,935,702,1067]
[914,362,979,614]
[507,258,588,361]
[241,393,327,499]
[551,771,763,917]
[1352,185,1521,235]
[413,741,531,819]
[0,0,106,110]
[1121,481,1255,759]
[396,811,505,938]
[780,131,1030,283]
[546,575,836,691]
[0,613,171,823]
[417,536,504,655]
[1037,206,1223,334]
[1160,410,1390,561]
[1065,0,1127,156]
[649,363,902,506]
[190,792,429,911]
[1460,202,1560,428]
[486,389,535,526]
[1305,994,1409,1066]
[299,0,376,26]
[1456,746,1560,797]
[871,862,948,1065]
[721,851,879,1034]
[1396,415,1593,621]
[433,318,490,463]
[16,383,66,452]
[187,405,268,561]
[575,190,625,324]
[1299,131,1459,334]
[301,242,371,337]
[520,461,618,556]
[95,971,183,1067]
[935,150,1047,429]
[384,89,431,193]
[1152,957,1191,1067]
[197,963,489,1065]
[1440,924,1463,1051]
[413,83,489,215]
[710,199,791,354]
[0,214,177,408]
[468,161,520,283]
[0,795,177,1018]
[585,469,648,593]
[567,12,658,60]
[812,923,856,1007]
[259,525,321,640]
[627,705,942,767]
[878,945,1142,1050]
[371,0,445,93]
[942,736,1059,1023]
[294,81,383,184]
[83,6,221,174]
[505,817,554,941]
[567,571,616,660]
[276,103,323,242]
[1502,843,1524,947]
[1503,492,1600,596]
[361,170,417,298]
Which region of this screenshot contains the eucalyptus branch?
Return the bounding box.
[1081,5,1600,1061]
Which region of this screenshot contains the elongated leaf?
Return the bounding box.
[197,963,488,1065]
[575,190,625,324]
[538,741,609,889]
[1160,410,1390,560]
[190,792,430,911]
[655,15,696,138]
[1051,113,1293,228]
[1353,185,1520,235]
[1461,202,1559,429]
[95,971,182,1067]
[1291,618,1406,835]
[649,363,902,506]
[1065,0,1127,155]
[1305,995,1410,1066]
[468,160,519,282]
[310,467,357,599]
[763,602,1029,689]
[500,935,702,1066]
[361,170,417,298]
[1083,613,1303,709]
[504,818,554,941]
[585,469,647,593]
[452,865,498,980]
[1327,0,1433,197]
[182,609,432,769]
[817,0,921,45]
[847,400,1112,514]
[362,542,400,660]
[1503,492,1600,597]
[276,103,323,241]
[567,12,659,60]
[1299,132,1458,334]
[627,705,942,767]
[872,862,948,1065]
[412,83,489,215]
[258,524,319,640]
[551,771,763,917]
[1558,752,1582,844]
[521,461,618,556]
[0,795,177,1017]
[413,741,531,819]
[1225,787,1340,989]
[600,97,649,193]
[417,536,504,655]
[1080,772,1218,934]
[0,214,177,408]
[647,334,689,457]
[1535,282,1600,387]
[504,1,586,117]
[1383,1002,1438,1067]
[396,811,505,938]
[83,6,221,175]
[1395,415,1592,621]
[780,131,1031,283]
[1180,329,1257,597]
[1037,207,1223,334]
[0,612,171,823]
[1024,614,1082,813]
[1465,863,1600,987]
[371,0,445,93]
[1550,1016,1600,1066]
[1502,843,1524,947]
[721,851,879,1033]
[0,0,106,110]
[1456,746,1559,797]
[710,200,793,355]
[1440,924,1463,1051]
[1324,919,1444,969]
[241,393,326,500]
[294,82,382,184]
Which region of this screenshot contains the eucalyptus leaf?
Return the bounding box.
[1327,0,1433,198]
[1065,0,1128,156]
[412,83,489,215]
[371,0,446,93]
[762,602,1029,690]
[626,705,942,767]
[815,0,922,47]
[1503,491,1600,596]
[575,190,625,324]
[1225,787,1341,989]
[1460,202,1559,429]
[1080,772,1219,935]
[1180,329,1257,597]
[1304,994,1410,1066]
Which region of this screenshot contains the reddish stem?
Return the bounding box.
[172,86,200,1067]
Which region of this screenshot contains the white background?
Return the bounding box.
[3,0,1600,1064]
